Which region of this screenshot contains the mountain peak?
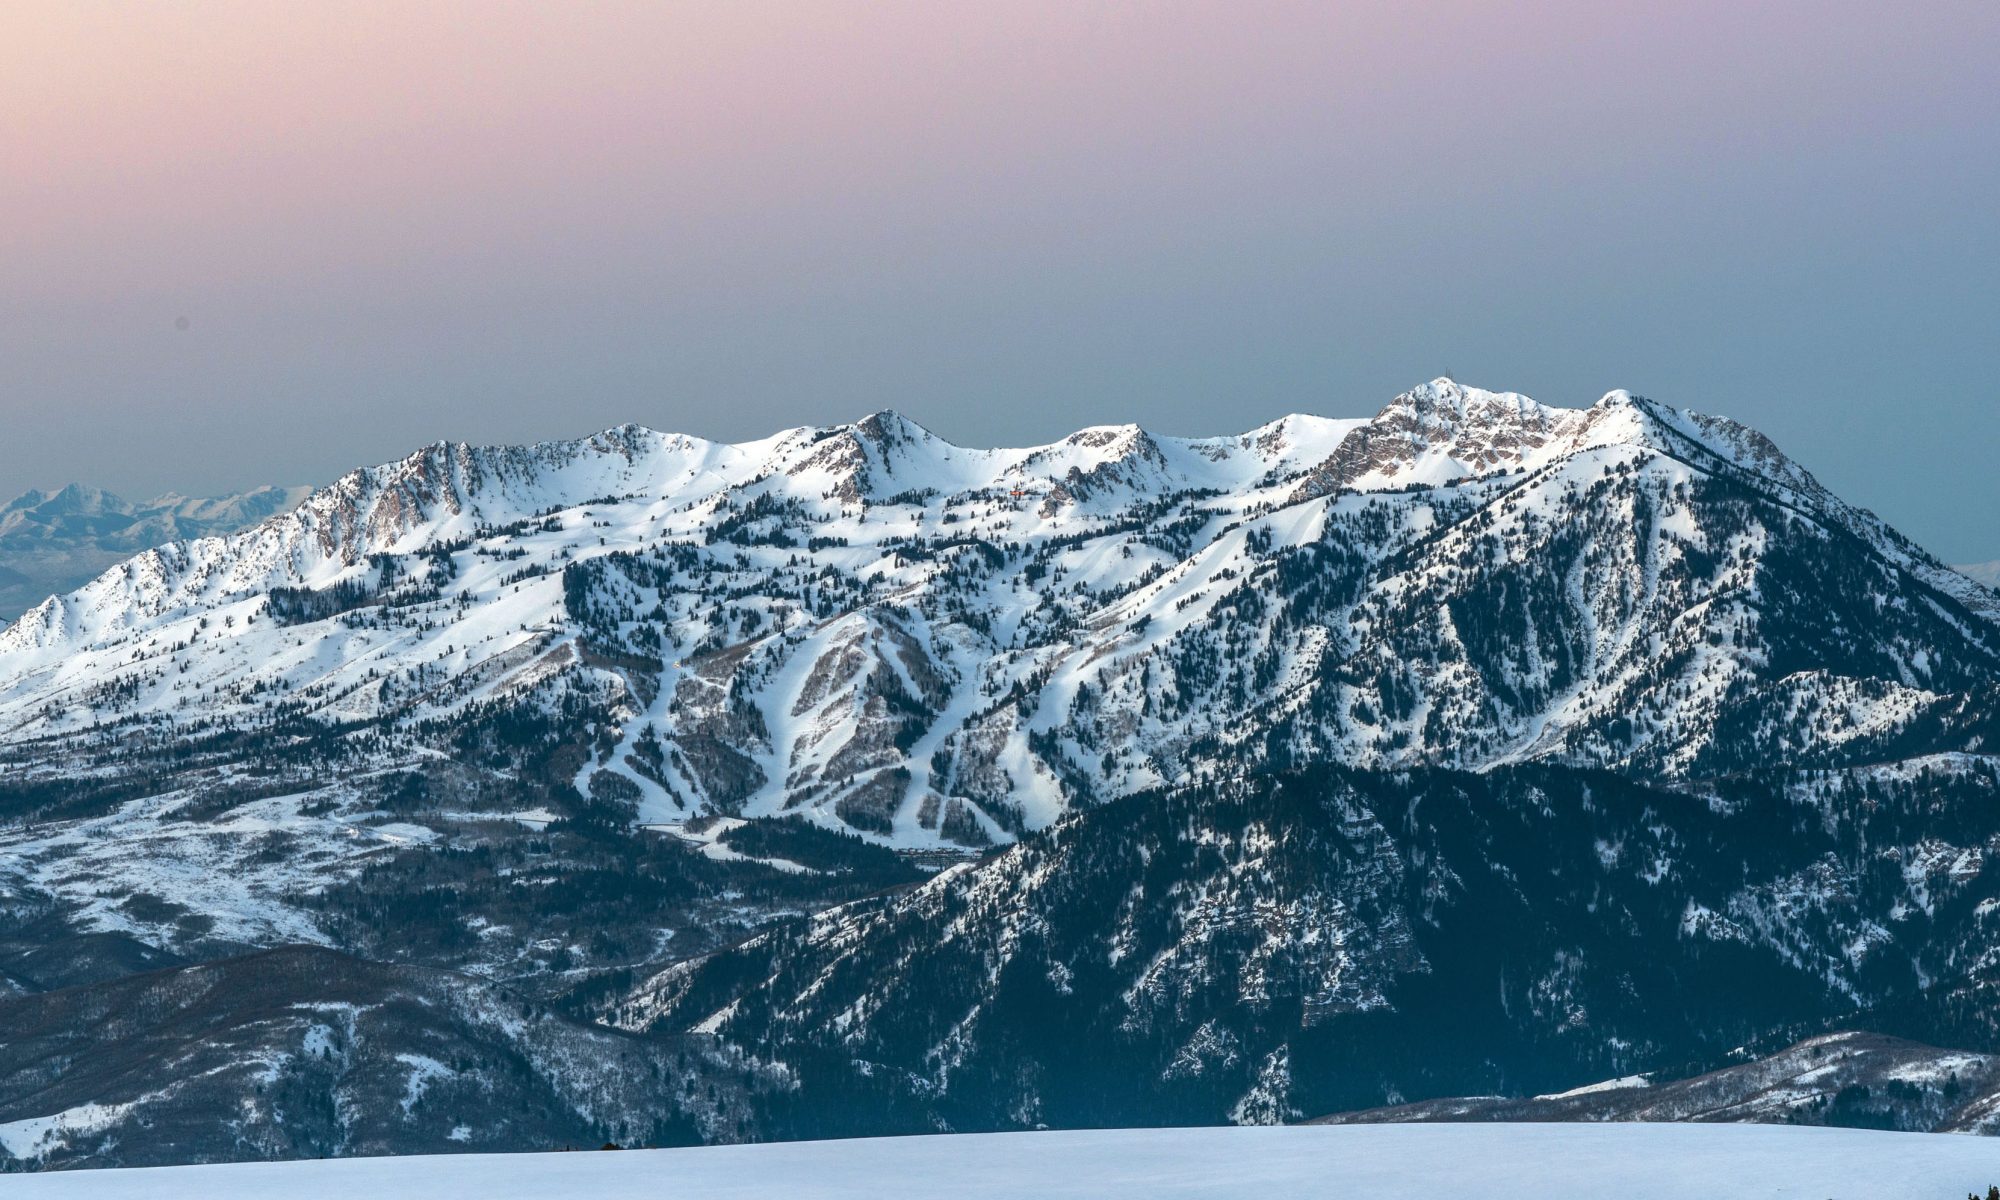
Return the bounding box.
[850,409,938,447]
[1400,376,1474,411]
[1382,379,1551,424]
[1287,380,1578,499]
[13,482,134,516]
[1063,422,1152,450]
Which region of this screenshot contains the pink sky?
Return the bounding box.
[2,2,1996,558]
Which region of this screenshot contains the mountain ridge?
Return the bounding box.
[1314,1030,2000,1133]
[4,379,2000,1163]
[1959,561,2000,590]
[4,380,1994,847]
[0,482,312,623]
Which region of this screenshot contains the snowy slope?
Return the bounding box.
[1960,561,2000,590]
[6,1124,2000,1199]
[3,380,1996,853]
[0,483,311,621]
[5,382,2000,1170]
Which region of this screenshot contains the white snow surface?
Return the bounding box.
[8,1124,2000,1199]
[1959,561,2000,590]
[1535,1074,1652,1101]
[0,1103,143,1162]
[3,379,1992,851]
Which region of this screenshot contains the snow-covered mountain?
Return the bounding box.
[0,483,311,621]
[5,379,2000,1166]
[3,380,1993,849]
[618,761,2000,1134]
[1960,561,2000,590]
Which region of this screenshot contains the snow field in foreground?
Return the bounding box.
[9,1123,2000,1199]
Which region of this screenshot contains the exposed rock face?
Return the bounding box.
[1292,380,1585,500]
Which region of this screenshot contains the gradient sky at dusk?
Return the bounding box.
[3,1,1996,559]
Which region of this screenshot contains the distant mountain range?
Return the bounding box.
[4,380,2000,1166]
[0,483,311,621]
[1959,561,2000,590]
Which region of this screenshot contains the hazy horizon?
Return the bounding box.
[4,2,1997,560]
